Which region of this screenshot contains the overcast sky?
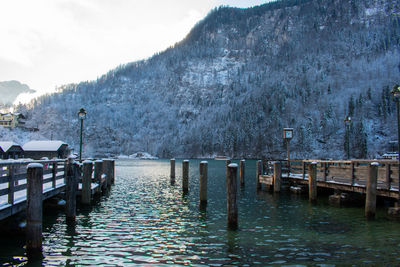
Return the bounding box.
[0,0,269,101]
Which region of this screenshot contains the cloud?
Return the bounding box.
[0,0,270,97]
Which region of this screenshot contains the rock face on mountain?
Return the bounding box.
[20,0,400,159]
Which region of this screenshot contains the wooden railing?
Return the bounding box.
[283,159,399,190]
[259,159,400,200]
[0,158,114,221]
[0,159,66,208]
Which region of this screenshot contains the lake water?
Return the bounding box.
[1,159,400,266]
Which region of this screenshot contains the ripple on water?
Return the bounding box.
[1,159,398,266]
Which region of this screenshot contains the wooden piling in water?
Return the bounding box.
[227,163,238,230]
[256,160,262,190]
[111,160,115,185]
[182,160,189,194]
[170,159,175,185]
[226,159,231,178]
[308,162,317,203]
[240,159,245,187]
[365,162,378,219]
[82,160,93,205]
[66,157,78,223]
[273,162,281,193]
[200,161,208,206]
[385,163,391,190]
[26,163,44,259]
[103,159,113,188]
[94,160,103,191]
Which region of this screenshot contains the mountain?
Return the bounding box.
[17,0,400,159]
[0,80,36,105]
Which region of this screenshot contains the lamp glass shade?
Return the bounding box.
[78,108,86,120]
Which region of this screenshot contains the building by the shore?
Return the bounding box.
[22,140,69,159]
[0,142,24,159]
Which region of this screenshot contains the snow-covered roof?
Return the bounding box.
[0,141,21,152]
[23,140,67,152]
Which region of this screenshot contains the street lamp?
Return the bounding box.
[78,108,87,161]
[391,84,400,203]
[283,128,293,177]
[344,115,351,160]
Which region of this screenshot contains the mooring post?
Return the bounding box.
[227,163,238,230]
[94,160,103,192]
[200,161,208,206]
[110,160,115,185]
[256,160,262,190]
[8,165,15,205]
[170,159,176,185]
[182,160,189,194]
[365,162,379,219]
[26,163,44,259]
[226,159,231,177]
[273,161,281,193]
[103,159,113,188]
[385,163,391,190]
[82,160,93,205]
[240,159,245,187]
[308,162,317,203]
[66,157,78,223]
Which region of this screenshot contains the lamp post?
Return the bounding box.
[344,115,351,160]
[78,108,87,161]
[283,128,293,177]
[391,84,400,203]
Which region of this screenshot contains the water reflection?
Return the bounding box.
[1,159,400,265]
[199,200,207,212]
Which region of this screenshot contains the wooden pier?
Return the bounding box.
[259,159,399,199]
[0,157,115,259]
[0,158,114,221]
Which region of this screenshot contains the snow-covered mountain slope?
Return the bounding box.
[15,0,400,159]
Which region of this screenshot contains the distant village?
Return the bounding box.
[0,112,25,128]
[0,112,38,131]
[0,112,70,160]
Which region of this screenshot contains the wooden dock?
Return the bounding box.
[259,159,399,199]
[0,158,113,221]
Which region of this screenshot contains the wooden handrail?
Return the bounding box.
[0,159,65,166]
[277,159,399,190]
[0,161,67,207]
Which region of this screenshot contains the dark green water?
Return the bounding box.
[1,159,400,266]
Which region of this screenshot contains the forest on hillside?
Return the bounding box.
[8,0,400,159]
